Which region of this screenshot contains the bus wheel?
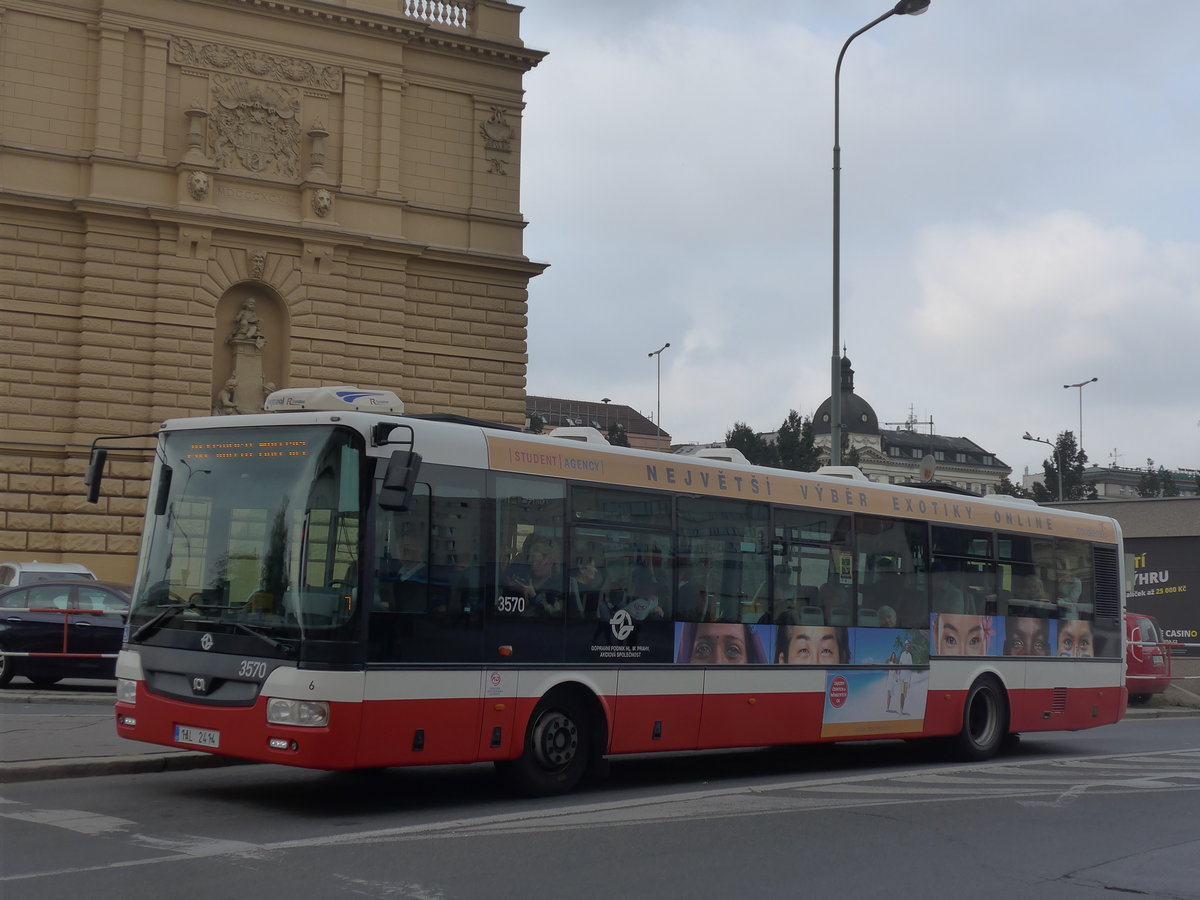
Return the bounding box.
[951,676,1008,762]
[501,691,592,796]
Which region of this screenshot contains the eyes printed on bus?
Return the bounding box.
[934,614,993,656]
[1057,619,1094,658]
[676,623,768,665]
[776,624,849,665]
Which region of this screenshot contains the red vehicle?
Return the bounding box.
[1125,612,1173,703]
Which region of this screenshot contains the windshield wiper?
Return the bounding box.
[227,621,294,656]
[129,600,211,643]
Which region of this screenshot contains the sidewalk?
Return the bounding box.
[4,673,1198,785]
[0,682,249,784]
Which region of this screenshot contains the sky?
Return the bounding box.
[514,0,1200,483]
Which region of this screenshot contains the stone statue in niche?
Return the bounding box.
[231,297,266,349]
[214,296,272,415]
[213,376,239,415]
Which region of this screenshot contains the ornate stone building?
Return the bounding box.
[0,0,546,579]
[812,357,1012,494]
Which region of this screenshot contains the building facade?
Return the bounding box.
[525,395,668,451]
[811,357,1012,494]
[0,0,545,579]
[1023,465,1200,499]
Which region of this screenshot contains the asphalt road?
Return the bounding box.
[2,716,1199,899]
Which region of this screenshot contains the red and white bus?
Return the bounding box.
[90,386,1127,794]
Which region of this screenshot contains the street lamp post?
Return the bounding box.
[648,342,670,451]
[1023,432,1063,502]
[1063,377,1098,456]
[831,0,930,467]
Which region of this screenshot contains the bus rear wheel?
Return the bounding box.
[951,676,1008,762]
[500,691,593,796]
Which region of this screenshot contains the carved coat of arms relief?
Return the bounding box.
[209,76,302,179]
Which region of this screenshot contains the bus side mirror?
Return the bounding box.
[153,465,173,516]
[84,449,108,504]
[379,451,422,511]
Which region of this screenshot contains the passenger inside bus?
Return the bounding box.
[622,569,666,620]
[504,533,564,617]
[931,560,968,613]
[567,546,607,618]
[377,529,429,613]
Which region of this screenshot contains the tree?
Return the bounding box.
[606,422,629,447]
[992,475,1028,498]
[526,413,545,435]
[1138,466,1179,498]
[1029,430,1096,502]
[840,433,861,469]
[1161,467,1181,497]
[725,422,778,467]
[776,409,820,472]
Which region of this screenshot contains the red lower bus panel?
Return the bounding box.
[354,697,485,768]
[608,693,704,754]
[116,683,364,770]
[697,692,826,749]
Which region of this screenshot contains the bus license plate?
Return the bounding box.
[174,725,220,748]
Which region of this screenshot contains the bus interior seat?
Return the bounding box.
[800,606,825,625]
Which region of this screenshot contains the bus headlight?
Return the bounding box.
[117,678,137,704]
[266,698,330,727]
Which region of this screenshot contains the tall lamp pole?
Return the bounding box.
[1063,376,1098,456]
[831,0,930,467]
[1023,432,1063,502]
[648,342,670,451]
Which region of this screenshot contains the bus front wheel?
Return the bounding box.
[499,690,593,796]
[950,676,1009,762]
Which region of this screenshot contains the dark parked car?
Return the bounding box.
[0,580,129,687]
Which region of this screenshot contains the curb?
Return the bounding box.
[0,753,254,784]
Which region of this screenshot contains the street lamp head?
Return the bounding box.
[1022,432,1033,441]
[893,0,931,15]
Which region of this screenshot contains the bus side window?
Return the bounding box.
[495,474,565,619]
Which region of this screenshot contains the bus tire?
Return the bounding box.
[500,689,593,796]
[950,675,1008,762]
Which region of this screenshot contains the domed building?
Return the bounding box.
[813,356,1012,495]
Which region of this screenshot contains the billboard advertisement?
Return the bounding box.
[1127,537,1200,651]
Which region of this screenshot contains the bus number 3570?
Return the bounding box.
[238,660,269,679]
[494,595,526,615]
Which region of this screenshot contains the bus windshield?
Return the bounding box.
[128,424,364,648]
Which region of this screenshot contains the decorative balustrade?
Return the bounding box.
[404,0,470,30]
